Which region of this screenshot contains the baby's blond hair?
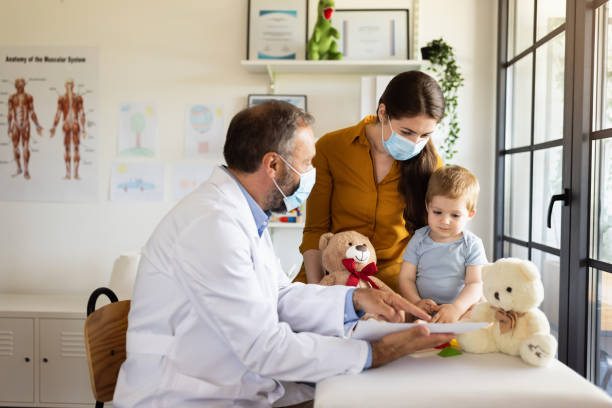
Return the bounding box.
[426,165,480,212]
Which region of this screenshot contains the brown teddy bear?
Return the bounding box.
[318,230,394,293]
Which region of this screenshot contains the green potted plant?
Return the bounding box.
[421,38,464,162]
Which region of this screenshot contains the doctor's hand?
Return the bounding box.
[352,288,431,323]
[370,326,455,368]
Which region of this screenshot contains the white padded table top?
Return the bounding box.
[315,352,612,408]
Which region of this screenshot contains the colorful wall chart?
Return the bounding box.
[0,46,99,202]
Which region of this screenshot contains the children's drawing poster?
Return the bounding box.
[172,162,215,201]
[118,103,158,157]
[110,162,164,201]
[184,104,224,157]
[0,46,99,202]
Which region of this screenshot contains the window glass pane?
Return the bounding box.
[508,0,535,58]
[591,139,612,264]
[595,270,612,396]
[607,8,612,129]
[534,33,565,144]
[536,0,566,40]
[532,147,562,248]
[532,249,559,339]
[505,54,533,149]
[592,3,612,131]
[504,152,530,241]
[503,241,529,259]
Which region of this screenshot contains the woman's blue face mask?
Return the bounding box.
[381,116,429,161]
[272,155,316,212]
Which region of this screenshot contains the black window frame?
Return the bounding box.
[495,0,612,382]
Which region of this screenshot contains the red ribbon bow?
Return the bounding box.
[342,258,380,289]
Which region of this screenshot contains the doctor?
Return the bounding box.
[113,101,454,408]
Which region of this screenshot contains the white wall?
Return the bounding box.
[420,0,498,260]
[0,0,497,295]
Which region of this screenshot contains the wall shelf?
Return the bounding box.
[241,59,426,75]
[269,222,305,229]
[240,59,427,92]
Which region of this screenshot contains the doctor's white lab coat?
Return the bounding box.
[112,167,369,408]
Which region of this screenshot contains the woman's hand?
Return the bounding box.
[353,288,431,323]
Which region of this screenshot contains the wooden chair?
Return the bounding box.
[84,287,131,408]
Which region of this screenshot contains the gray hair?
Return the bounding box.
[224,101,314,173]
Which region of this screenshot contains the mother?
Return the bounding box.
[296,71,445,292]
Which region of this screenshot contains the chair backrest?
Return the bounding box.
[108,252,140,300]
[84,287,131,403]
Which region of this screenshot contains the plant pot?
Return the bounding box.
[421,46,434,61]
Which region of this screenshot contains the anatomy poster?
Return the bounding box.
[184,104,224,157]
[118,103,157,157]
[172,162,215,201]
[0,46,98,202]
[110,162,164,202]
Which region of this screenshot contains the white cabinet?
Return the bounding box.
[39,318,92,404]
[0,318,34,403]
[0,294,94,408]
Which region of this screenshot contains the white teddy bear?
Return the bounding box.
[457,258,558,366]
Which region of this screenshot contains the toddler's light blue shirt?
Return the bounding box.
[402,226,487,304]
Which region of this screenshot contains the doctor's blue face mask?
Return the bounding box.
[381,116,429,161]
[271,155,316,212]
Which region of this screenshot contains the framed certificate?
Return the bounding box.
[331,9,410,60]
[247,0,308,60]
[248,94,307,112]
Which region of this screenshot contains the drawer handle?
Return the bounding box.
[24,357,30,362]
[43,358,48,363]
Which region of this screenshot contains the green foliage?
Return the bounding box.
[130,112,146,134]
[424,38,464,162]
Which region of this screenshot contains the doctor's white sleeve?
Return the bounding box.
[276,281,355,337]
[171,214,368,383]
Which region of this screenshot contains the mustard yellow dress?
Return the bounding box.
[296,116,441,293]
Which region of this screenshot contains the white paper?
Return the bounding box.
[184,104,224,157]
[172,162,215,201]
[118,103,158,157]
[250,2,306,60]
[332,10,409,60]
[351,319,490,342]
[0,46,99,202]
[109,161,164,201]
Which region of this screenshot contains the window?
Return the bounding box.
[496,0,612,394]
[590,1,612,393]
[496,0,566,345]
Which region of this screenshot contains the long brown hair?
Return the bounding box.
[377,71,445,234]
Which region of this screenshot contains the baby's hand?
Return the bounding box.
[432,304,462,323]
[416,299,439,316]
